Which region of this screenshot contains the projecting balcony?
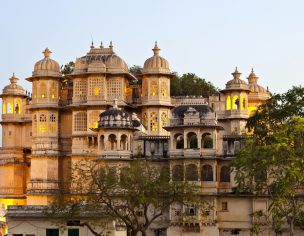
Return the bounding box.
[27,180,59,194]
[184,148,200,158]
[1,113,32,122]
[0,187,25,196]
[217,109,248,119]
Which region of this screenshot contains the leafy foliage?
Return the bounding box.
[247,86,304,142]
[61,61,75,75]
[49,160,201,236]
[232,117,304,235]
[171,73,218,97]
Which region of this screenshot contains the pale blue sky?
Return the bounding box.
[1,0,304,93]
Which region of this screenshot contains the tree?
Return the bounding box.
[129,65,142,76]
[61,61,75,75]
[247,86,304,142]
[232,117,304,235]
[170,73,218,97]
[49,160,201,236]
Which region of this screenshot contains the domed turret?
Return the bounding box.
[225,67,248,90]
[142,42,170,74]
[2,74,25,96]
[247,69,268,93]
[73,41,128,74]
[32,48,61,77]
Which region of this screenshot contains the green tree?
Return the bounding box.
[61,61,75,75]
[49,160,201,236]
[129,65,142,76]
[171,73,218,97]
[232,117,304,236]
[247,86,304,142]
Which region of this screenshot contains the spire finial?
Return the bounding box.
[152,41,160,55]
[247,68,258,84]
[91,41,94,49]
[251,68,254,73]
[10,73,19,84]
[100,41,103,48]
[43,48,52,58]
[109,41,113,49]
[231,66,241,79]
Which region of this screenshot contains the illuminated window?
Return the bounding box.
[2,102,6,114]
[49,114,56,133]
[149,112,158,131]
[7,101,13,114]
[89,77,103,97]
[39,114,47,133]
[160,81,167,97]
[40,82,47,98]
[107,78,122,99]
[226,96,231,110]
[241,96,246,110]
[50,82,57,99]
[15,99,21,114]
[89,111,99,128]
[143,113,148,129]
[232,96,239,110]
[161,112,167,130]
[74,79,87,97]
[150,81,158,96]
[74,112,87,131]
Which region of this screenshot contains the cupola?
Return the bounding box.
[32,48,61,77]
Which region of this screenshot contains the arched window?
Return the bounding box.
[107,78,121,99]
[185,164,198,181]
[49,114,56,133]
[120,134,128,150]
[202,165,213,181]
[232,96,239,110]
[99,135,105,151]
[161,112,167,130]
[74,79,87,97]
[226,96,231,110]
[142,113,148,129]
[89,111,100,128]
[2,102,6,114]
[7,101,13,114]
[172,165,184,181]
[40,82,47,98]
[202,133,213,149]
[187,132,197,149]
[220,166,231,183]
[89,77,103,97]
[108,134,117,150]
[39,114,47,133]
[174,133,184,149]
[241,95,246,110]
[74,112,87,131]
[150,81,158,96]
[150,112,158,131]
[160,81,167,97]
[50,82,57,99]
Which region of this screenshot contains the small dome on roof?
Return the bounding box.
[142,42,170,74]
[73,41,128,74]
[33,48,61,77]
[247,69,268,93]
[2,74,25,96]
[99,99,133,128]
[224,67,249,91]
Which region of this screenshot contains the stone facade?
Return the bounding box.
[1,42,299,236]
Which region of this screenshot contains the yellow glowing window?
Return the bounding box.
[241,96,246,110]
[93,87,100,96]
[39,114,47,133]
[39,124,47,133]
[2,102,6,114]
[150,112,158,131]
[232,96,239,110]
[248,106,257,117]
[143,113,148,129]
[161,112,167,129]
[161,81,167,97]
[89,111,99,128]
[150,81,158,96]
[226,96,231,110]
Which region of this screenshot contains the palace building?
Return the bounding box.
[0,42,276,236]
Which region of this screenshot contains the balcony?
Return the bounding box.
[1,113,31,122]
[27,180,59,194]
[0,187,25,196]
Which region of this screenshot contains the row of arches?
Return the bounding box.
[226,95,246,110]
[172,164,230,182]
[33,81,58,99]
[173,132,213,149]
[2,99,22,114]
[99,134,130,151]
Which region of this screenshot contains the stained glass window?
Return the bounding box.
[89,111,100,128]
[39,114,47,133]
[150,112,158,131]
[161,112,167,130]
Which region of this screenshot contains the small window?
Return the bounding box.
[222,202,228,211]
[9,131,12,136]
[174,209,182,216]
[46,229,59,236]
[68,229,79,236]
